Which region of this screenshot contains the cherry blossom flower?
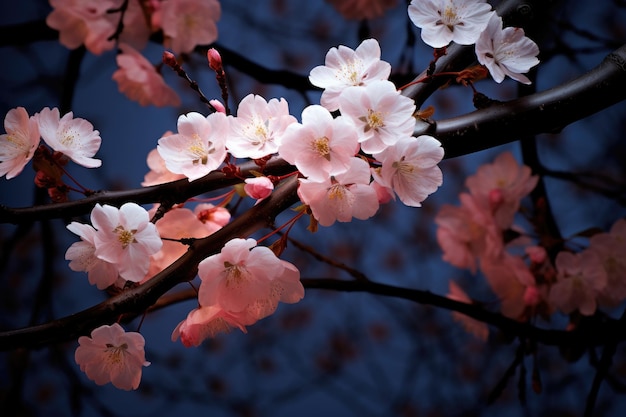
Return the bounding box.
[465,151,538,228]
[279,105,358,182]
[309,39,392,111]
[589,219,626,307]
[338,80,416,154]
[0,107,40,179]
[244,176,274,202]
[35,107,102,168]
[548,251,608,316]
[141,147,186,186]
[197,238,304,313]
[447,281,488,341]
[112,43,181,108]
[75,323,150,390]
[194,203,231,235]
[475,13,540,84]
[157,111,229,181]
[90,202,163,282]
[407,0,494,48]
[161,0,221,55]
[435,192,502,273]
[227,94,297,159]
[373,135,444,207]
[46,0,149,55]
[298,157,379,227]
[326,0,398,20]
[172,305,248,347]
[66,222,119,289]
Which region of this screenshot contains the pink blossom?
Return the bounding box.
[197,238,304,313]
[298,157,379,227]
[309,39,391,111]
[90,203,162,283]
[447,281,488,340]
[408,0,494,48]
[279,105,358,182]
[435,192,502,273]
[465,152,538,229]
[194,203,231,235]
[589,219,626,307]
[172,306,248,347]
[66,222,119,289]
[46,0,149,55]
[0,107,40,179]
[75,323,150,390]
[112,43,181,107]
[161,0,221,54]
[475,13,540,84]
[227,94,297,159]
[338,80,416,154]
[244,176,274,201]
[373,135,444,207]
[549,251,608,316]
[157,111,229,181]
[141,147,186,186]
[326,0,398,20]
[35,107,102,168]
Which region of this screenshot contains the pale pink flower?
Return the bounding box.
[475,13,540,84]
[590,219,626,307]
[298,157,379,227]
[198,238,304,313]
[435,192,502,273]
[549,251,608,316]
[0,107,40,179]
[194,203,231,235]
[326,0,398,20]
[157,111,229,181]
[447,281,488,340]
[481,253,536,319]
[172,305,248,347]
[90,203,162,282]
[309,39,391,111]
[408,0,494,48]
[112,43,181,107]
[227,94,297,159]
[465,151,538,229]
[279,105,358,182]
[141,147,186,186]
[35,107,102,168]
[46,0,149,55]
[66,222,119,289]
[75,323,150,390]
[373,135,444,207]
[338,80,416,154]
[244,176,274,201]
[161,0,221,54]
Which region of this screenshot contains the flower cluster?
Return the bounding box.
[408,0,540,84]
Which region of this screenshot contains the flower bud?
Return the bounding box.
[209,99,226,114]
[207,48,222,72]
[162,51,177,67]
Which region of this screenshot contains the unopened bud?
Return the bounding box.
[488,188,504,211]
[207,48,222,72]
[162,51,177,67]
[209,99,226,113]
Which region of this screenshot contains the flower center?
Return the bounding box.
[224,262,249,288]
[328,184,346,200]
[392,157,415,174]
[114,225,137,248]
[338,60,364,85]
[188,134,214,165]
[437,6,462,30]
[312,136,331,160]
[364,109,385,132]
[104,343,128,366]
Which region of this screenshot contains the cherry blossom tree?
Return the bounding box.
[1,0,626,416]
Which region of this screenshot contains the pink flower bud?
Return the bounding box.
[488,188,504,211]
[162,51,177,67]
[244,176,274,201]
[209,99,226,113]
[207,48,222,72]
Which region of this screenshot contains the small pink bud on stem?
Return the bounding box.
[207,48,223,72]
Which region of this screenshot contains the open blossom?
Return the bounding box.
[172,306,247,347]
[309,39,391,111]
[589,219,626,307]
[298,157,379,227]
[279,105,358,182]
[227,94,297,159]
[549,251,608,316]
[46,0,149,55]
[112,43,181,107]
[75,323,150,390]
[66,222,119,289]
[90,203,162,282]
[157,111,229,181]
[35,107,102,168]
[326,0,398,20]
[141,147,186,186]
[373,135,444,207]
[338,80,416,155]
[465,151,538,228]
[197,238,304,313]
[0,107,40,179]
[475,13,540,84]
[161,0,221,54]
[408,0,493,48]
